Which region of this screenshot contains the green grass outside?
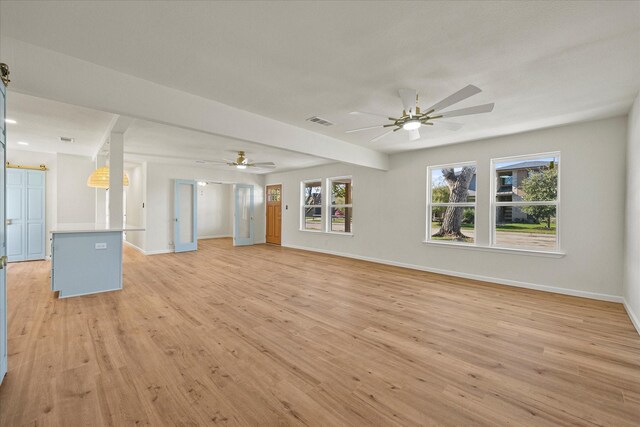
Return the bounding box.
[434,222,556,235]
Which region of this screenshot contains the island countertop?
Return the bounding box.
[50,223,145,234]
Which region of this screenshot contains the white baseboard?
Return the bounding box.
[623,299,640,335]
[282,243,624,303]
[123,240,145,254]
[145,249,174,255]
[198,234,232,240]
[123,240,173,256]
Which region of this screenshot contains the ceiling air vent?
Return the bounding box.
[59,136,75,143]
[306,116,333,127]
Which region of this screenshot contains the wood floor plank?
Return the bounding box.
[1,238,639,426]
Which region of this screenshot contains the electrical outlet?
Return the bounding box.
[95,242,107,250]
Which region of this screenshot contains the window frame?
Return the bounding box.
[426,161,478,245]
[490,152,561,252]
[326,175,353,235]
[300,179,323,232]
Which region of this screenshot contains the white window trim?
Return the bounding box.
[326,176,353,235]
[426,161,477,245]
[490,151,561,252]
[300,179,323,232]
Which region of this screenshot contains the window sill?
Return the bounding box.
[299,229,354,237]
[422,240,565,258]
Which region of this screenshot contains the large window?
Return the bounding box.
[327,176,353,234]
[301,180,322,231]
[427,162,477,244]
[491,153,560,251]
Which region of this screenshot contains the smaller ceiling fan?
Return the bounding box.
[347,84,494,142]
[224,151,276,170]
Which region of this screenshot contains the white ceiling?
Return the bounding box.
[6,92,115,156]
[1,1,639,155]
[7,92,330,173]
[121,120,331,174]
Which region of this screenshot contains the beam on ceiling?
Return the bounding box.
[93,115,135,160]
[2,37,389,170]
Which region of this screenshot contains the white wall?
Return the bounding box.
[7,149,57,257]
[624,93,640,332]
[56,153,95,224]
[197,183,233,239]
[267,116,628,301]
[144,163,265,254]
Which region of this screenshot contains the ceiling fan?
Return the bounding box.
[224,151,276,170]
[347,85,494,142]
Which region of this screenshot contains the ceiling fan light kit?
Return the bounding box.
[347,84,495,143]
[223,151,276,170]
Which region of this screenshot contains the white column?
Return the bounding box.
[95,154,107,224]
[108,132,124,228]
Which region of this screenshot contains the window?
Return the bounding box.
[327,177,352,234]
[301,180,322,231]
[267,186,281,202]
[491,153,560,251]
[427,162,477,244]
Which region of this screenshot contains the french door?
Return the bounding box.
[1,69,8,383]
[174,179,197,252]
[234,184,254,246]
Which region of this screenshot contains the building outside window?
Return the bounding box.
[491,153,560,251]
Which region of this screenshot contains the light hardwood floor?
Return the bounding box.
[1,238,639,426]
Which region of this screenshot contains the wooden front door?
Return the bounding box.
[266,184,282,245]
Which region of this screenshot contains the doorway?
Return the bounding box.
[196,181,233,240]
[266,184,282,245]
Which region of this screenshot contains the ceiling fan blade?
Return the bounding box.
[251,162,276,167]
[199,160,228,165]
[370,129,394,143]
[426,85,482,113]
[437,103,495,118]
[432,121,464,131]
[408,129,421,141]
[350,111,391,120]
[398,89,418,116]
[346,125,384,133]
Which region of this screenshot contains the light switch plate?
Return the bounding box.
[95,242,107,250]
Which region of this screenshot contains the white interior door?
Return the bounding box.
[174,179,197,252]
[1,77,8,383]
[234,184,254,246]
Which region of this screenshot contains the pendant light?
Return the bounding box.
[87,166,129,189]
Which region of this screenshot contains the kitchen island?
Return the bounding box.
[50,224,144,298]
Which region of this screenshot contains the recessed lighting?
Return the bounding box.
[17,141,29,146]
[4,118,16,124]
